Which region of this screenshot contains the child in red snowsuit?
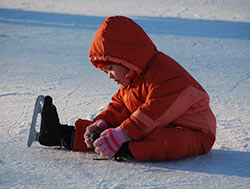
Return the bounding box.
[72,16,216,161]
[38,16,216,162]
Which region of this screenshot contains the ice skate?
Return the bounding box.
[27,95,44,147]
[27,95,75,149]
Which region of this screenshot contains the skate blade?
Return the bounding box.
[27,95,44,147]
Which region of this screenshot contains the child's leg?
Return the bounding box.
[73,119,94,151]
[128,126,215,162]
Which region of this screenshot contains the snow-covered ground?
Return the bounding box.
[0,0,250,188]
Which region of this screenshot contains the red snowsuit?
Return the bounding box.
[73,16,216,161]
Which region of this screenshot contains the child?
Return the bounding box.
[38,16,216,162]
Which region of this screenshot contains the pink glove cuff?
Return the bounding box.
[104,127,131,153]
[92,119,108,130]
[94,126,131,159]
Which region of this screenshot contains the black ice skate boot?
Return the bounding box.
[38,96,75,149]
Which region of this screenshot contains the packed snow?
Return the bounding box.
[0,0,250,188]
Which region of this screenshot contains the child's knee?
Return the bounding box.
[73,119,93,151]
[75,119,93,129]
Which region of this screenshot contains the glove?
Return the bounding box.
[84,119,108,148]
[93,126,131,159]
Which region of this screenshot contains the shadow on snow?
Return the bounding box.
[32,146,250,178]
[134,149,250,178]
[0,8,250,40]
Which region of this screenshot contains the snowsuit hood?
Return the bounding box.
[89,16,157,76]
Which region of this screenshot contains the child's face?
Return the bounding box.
[101,64,130,87]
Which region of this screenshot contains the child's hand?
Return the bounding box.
[93,127,131,159]
[84,119,108,148]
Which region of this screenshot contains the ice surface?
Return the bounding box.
[0,0,250,188]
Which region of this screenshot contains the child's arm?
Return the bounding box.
[94,89,131,127]
[121,71,210,140]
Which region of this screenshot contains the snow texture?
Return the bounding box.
[0,0,250,188]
